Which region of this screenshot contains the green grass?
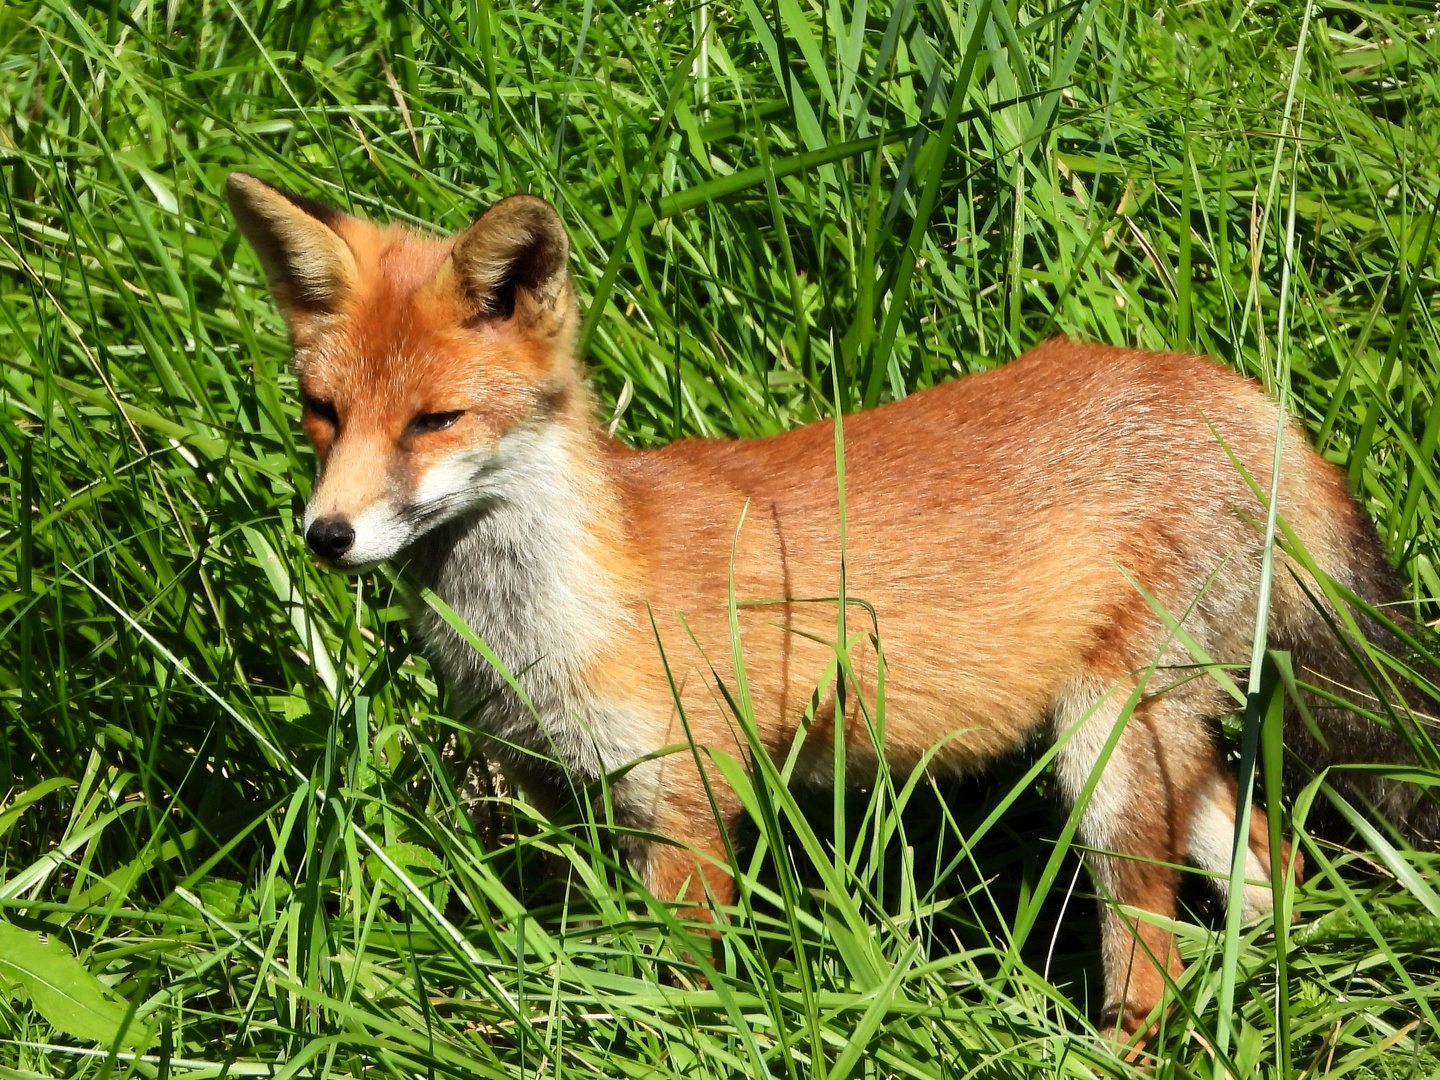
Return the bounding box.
[2,0,1440,1076]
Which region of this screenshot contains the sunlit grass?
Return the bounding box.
[1,0,1439,1076]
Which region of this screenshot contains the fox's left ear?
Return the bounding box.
[226,172,358,324]
[446,195,572,324]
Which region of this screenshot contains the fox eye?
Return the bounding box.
[409,410,464,435]
[303,395,339,429]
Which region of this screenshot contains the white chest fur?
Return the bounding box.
[402,426,651,793]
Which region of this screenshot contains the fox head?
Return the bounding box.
[227,173,584,570]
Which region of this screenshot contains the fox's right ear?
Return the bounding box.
[226,172,358,319]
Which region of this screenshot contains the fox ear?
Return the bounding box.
[226,172,358,318]
[449,195,571,322]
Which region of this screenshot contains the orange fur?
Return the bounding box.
[228,174,1426,1040]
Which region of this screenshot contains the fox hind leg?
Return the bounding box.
[1186,764,1302,919]
[1050,675,1214,1038]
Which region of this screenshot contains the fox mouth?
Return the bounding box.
[305,536,393,575]
[300,426,550,570]
[314,553,385,575]
[303,500,415,569]
[303,490,504,571]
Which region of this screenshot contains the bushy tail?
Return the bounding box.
[1272,509,1440,848]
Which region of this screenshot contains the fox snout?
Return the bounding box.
[298,427,424,570]
[300,498,416,570]
[300,492,414,571]
[305,516,356,560]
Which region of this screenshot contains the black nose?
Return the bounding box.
[306,517,356,560]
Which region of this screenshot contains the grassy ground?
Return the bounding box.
[2,0,1440,1076]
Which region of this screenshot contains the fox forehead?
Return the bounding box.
[334,215,453,291]
[293,222,552,415]
[293,220,452,382]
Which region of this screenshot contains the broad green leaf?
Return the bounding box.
[0,922,140,1048]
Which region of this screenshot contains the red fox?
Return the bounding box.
[228,173,1436,1038]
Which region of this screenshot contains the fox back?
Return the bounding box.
[229,174,1436,1039]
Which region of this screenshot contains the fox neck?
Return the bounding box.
[401,412,639,782]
